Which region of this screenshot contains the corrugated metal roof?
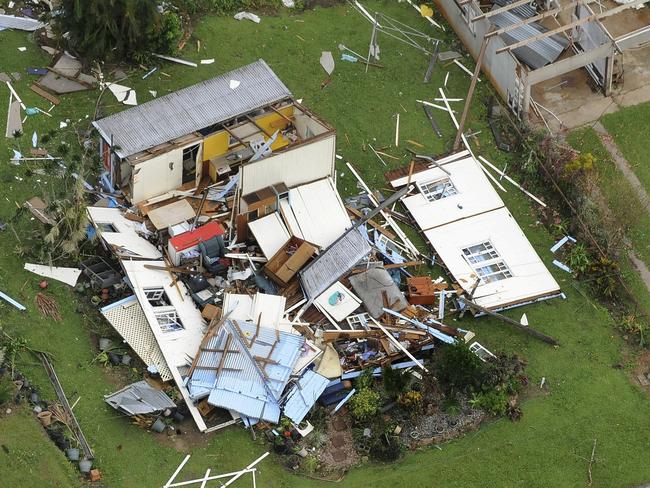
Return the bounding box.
[492,0,536,20]
[283,370,329,424]
[0,14,45,31]
[299,227,371,299]
[187,319,305,424]
[92,59,292,158]
[491,10,569,69]
[104,380,175,415]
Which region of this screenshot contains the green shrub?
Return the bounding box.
[355,368,375,390]
[382,366,410,398]
[349,388,382,422]
[397,390,422,413]
[470,390,509,416]
[566,243,591,274]
[435,341,484,394]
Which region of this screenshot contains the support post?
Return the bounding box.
[453,32,491,151]
[604,49,615,96]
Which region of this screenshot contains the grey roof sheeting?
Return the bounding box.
[0,14,46,31]
[104,381,176,416]
[92,59,292,158]
[299,227,372,300]
[491,10,569,69]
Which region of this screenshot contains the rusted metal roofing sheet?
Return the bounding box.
[92,59,292,158]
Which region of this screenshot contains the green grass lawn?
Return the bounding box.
[0,408,80,487]
[602,102,650,200]
[1,3,650,487]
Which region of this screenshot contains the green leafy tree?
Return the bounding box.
[57,0,182,61]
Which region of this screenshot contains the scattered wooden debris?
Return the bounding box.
[35,292,62,321]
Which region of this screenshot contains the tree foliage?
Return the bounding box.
[57,0,182,61]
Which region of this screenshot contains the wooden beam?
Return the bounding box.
[472,0,539,21]
[30,83,60,105]
[346,205,396,240]
[383,260,424,269]
[454,32,492,151]
[495,0,649,53]
[223,125,247,147]
[246,115,273,137]
[526,42,612,84]
[270,105,294,123]
[458,297,559,346]
[486,0,595,39]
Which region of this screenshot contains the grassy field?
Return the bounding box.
[601,102,650,201]
[1,2,650,487]
[0,408,80,487]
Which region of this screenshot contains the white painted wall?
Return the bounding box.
[131,147,183,204]
[398,157,504,230]
[240,134,335,196]
[425,207,560,309]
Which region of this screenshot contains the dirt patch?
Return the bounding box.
[152,416,215,452]
[630,350,650,391]
[304,0,345,8]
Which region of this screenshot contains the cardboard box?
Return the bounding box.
[201,304,221,321]
[264,236,318,286]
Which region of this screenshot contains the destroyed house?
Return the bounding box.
[93,59,336,204]
[389,152,561,310]
[434,0,650,124]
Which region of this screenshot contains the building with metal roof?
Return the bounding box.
[93,59,292,159]
[92,59,337,205]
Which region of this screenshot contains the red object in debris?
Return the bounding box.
[168,221,225,253]
[39,280,48,289]
[283,431,291,438]
[89,469,101,482]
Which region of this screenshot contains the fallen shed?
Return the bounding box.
[105,380,176,416]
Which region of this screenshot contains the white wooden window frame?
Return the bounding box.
[417,177,458,202]
[469,341,496,362]
[153,306,184,333]
[462,240,513,284]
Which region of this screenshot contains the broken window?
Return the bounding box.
[96,223,117,233]
[144,288,184,332]
[462,241,513,283]
[153,308,184,333]
[418,177,458,202]
[144,287,171,306]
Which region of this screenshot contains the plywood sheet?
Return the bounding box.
[248,212,290,259]
[147,199,195,230]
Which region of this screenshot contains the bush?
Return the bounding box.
[435,341,484,394]
[58,0,183,62]
[382,366,410,398]
[470,390,509,416]
[349,388,381,422]
[397,390,422,413]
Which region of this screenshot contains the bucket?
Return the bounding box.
[37,410,52,427]
[78,459,92,473]
[151,419,165,433]
[66,448,80,461]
